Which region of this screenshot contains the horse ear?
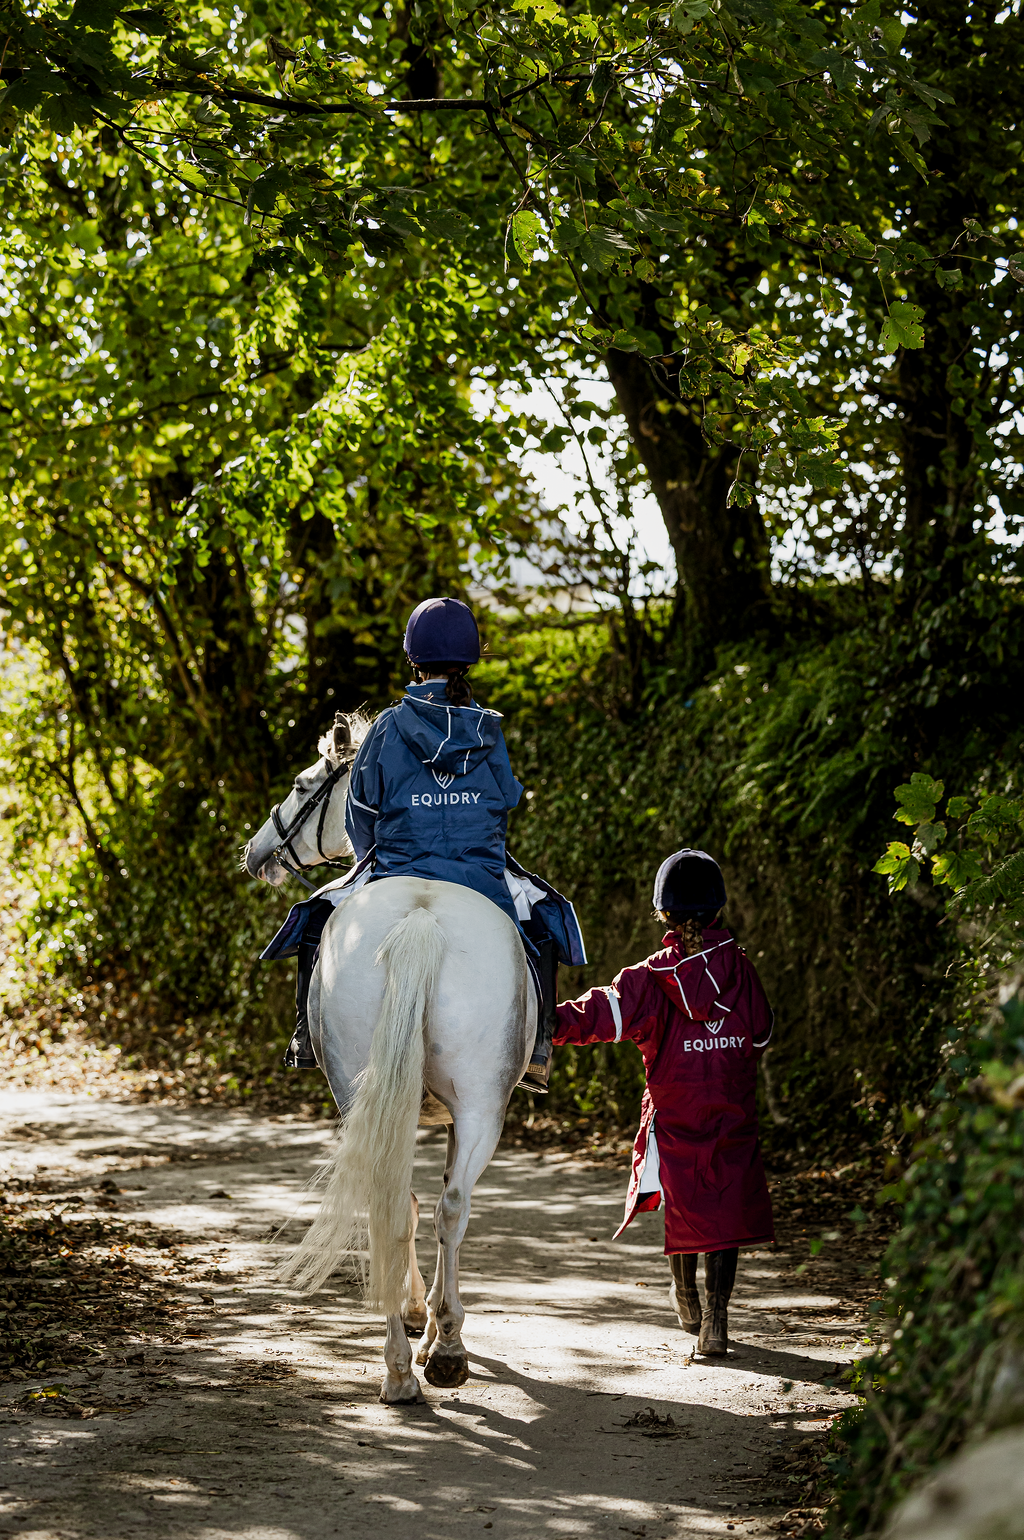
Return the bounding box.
[332,712,352,756]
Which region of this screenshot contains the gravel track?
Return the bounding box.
[0,1088,873,1540]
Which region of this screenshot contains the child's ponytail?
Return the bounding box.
[658,908,722,955]
[443,667,472,707]
[412,661,473,707]
[676,917,705,956]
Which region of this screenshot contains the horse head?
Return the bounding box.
[241,710,370,886]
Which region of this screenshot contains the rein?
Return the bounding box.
[270,755,355,891]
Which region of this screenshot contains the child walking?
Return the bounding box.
[553,848,775,1355]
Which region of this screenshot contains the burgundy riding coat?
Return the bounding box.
[554,929,775,1254]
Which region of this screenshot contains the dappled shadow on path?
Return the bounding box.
[1,1092,865,1539]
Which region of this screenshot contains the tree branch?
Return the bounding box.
[147,77,491,116]
[100,555,210,728]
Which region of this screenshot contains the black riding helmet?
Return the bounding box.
[653,848,726,926]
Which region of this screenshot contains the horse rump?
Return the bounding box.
[276,902,446,1311]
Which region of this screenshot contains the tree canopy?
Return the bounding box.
[0,0,1022,1119]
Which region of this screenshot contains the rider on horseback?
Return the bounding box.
[279,596,583,1094]
[345,597,521,923]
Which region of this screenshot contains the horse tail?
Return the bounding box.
[277,903,446,1311]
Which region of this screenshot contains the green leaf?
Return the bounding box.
[968,795,1024,841]
[827,55,858,92]
[629,208,686,236]
[509,210,544,265]
[575,322,612,347]
[894,772,944,826]
[931,849,984,893]
[653,92,699,152]
[873,841,920,894]
[420,211,466,241]
[878,15,907,52]
[591,61,615,101]
[119,7,172,32]
[379,205,420,237]
[880,300,925,353]
[670,0,711,33]
[841,0,880,40]
[552,218,586,253]
[175,164,207,190]
[916,821,946,856]
[41,93,98,132]
[819,282,843,316]
[946,796,973,818]
[579,225,634,273]
[840,225,875,258]
[935,268,963,290]
[511,0,563,23]
[69,0,125,27]
[895,105,946,147]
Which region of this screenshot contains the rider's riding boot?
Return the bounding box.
[283,941,319,1070]
[697,1247,738,1356]
[519,938,557,1094]
[668,1252,702,1334]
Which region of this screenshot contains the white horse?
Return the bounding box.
[242,712,536,1403]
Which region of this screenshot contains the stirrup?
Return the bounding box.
[283,1033,319,1071]
[517,1057,550,1094]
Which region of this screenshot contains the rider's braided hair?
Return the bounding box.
[414,661,473,707]
[657,908,722,956]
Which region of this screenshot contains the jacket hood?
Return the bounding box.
[649,929,740,1006]
[392,691,504,777]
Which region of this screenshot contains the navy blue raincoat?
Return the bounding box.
[345,681,523,927]
[260,682,587,971]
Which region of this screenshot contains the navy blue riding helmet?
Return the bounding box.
[653,848,726,915]
[404,596,480,665]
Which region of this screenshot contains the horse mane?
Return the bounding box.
[318,708,373,765]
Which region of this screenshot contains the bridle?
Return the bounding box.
[269,754,355,891]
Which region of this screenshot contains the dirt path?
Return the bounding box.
[0,1089,876,1540]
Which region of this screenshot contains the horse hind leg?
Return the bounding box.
[381,1197,428,1399]
[420,1115,502,1390]
[381,1312,423,1404]
[416,1127,454,1367]
[379,1193,428,1403]
[402,1192,428,1337]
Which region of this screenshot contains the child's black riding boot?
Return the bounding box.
[697,1247,738,1356]
[668,1253,701,1334]
[520,938,558,1094]
[283,941,319,1070]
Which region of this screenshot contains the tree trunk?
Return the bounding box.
[603,347,774,660]
[896,293,982,599]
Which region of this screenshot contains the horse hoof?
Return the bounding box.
[423,1349,470,1389]
[379,1374,423,1404]
[403,1308,428,1338]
